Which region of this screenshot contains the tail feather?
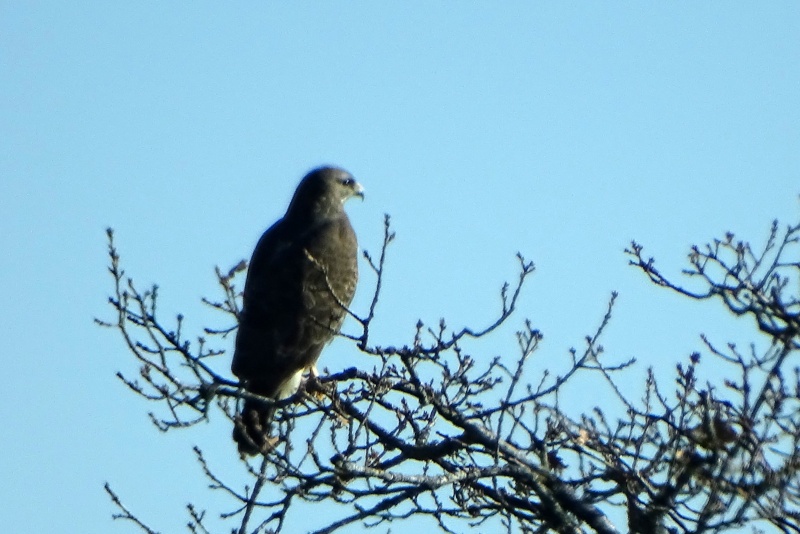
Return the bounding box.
[232,371,304,455]
[233,398,275,455]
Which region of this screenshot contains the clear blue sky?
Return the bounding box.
[2,3,798,532]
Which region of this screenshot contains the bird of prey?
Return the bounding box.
[232,166,363,455]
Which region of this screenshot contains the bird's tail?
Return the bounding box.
[233,396,276,456]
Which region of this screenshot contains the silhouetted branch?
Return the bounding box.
[102,212,800,533]
[104,483,160,534]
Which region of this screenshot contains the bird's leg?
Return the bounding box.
[303,364,328,399]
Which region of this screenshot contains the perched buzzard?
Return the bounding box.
[232,166,363,455]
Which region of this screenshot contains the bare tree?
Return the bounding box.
[99,212,800,533]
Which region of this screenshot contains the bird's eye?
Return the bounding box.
[341,177,355,187]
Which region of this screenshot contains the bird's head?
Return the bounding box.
[288,166,364,221]
[320,166,364,203]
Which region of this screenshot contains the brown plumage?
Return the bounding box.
[232,166,363,455]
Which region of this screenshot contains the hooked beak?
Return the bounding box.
[353,182,365,200]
